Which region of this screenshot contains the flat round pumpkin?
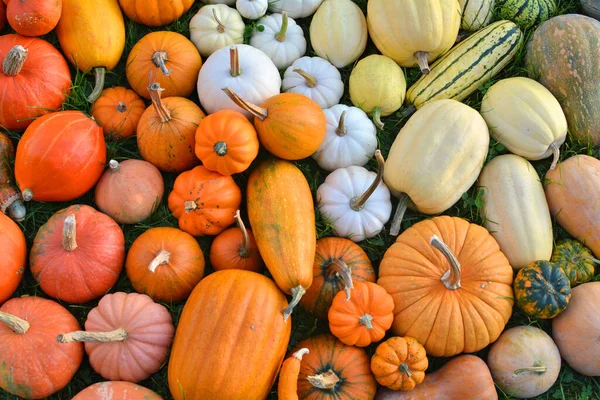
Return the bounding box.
[91,86,146,139]
[371,336,428,391]
[551,238,597,287]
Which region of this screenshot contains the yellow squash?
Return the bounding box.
[367,0,461,74]
[478,154,553,270]
[56,0,126,102]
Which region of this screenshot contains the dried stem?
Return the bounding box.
[230,47,241,77]
[57,328,128,344]
[235,210,250,258]
[390,193,410,236]
[62,214,78,252]
[293,68,317,88]
[326,259,354,300]
[222,87,268,120]
[350,150,385,211]
[213,8,226,33]
[149,249,171,273]
[283,285,306,322]
[307,370,340,390]
[431,235,462,290]
[336,110,348,136]
[87,67,106,103]
[549,141,561,170]
[148,82,172,123]
[415,51,430,74]
[2,45,28,76]
[0,311,29,334]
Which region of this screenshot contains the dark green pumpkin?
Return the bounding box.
[497,0,557,29]
[581,0,600,20]
[514,260,572,319]
[551,239,598,287]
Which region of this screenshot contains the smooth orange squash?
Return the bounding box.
[5,0,62,37]
[118,0,194,27]
[247,158,315,320]
[278,348,310,400]
[0,212,25,305]
[91,87,146,139]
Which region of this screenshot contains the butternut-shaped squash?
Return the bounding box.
[56,0,125,102]
[247,159,315,320]
[478,154,553,269]
[383,99,489,235]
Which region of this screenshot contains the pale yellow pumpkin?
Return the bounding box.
[478,154,553,270]
[367,0,461,73]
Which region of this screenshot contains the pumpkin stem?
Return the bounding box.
[336,110,348,136]
[326,258,354,300]
[293,348,309,360]
[214,141,228,156]
[57,328,128,344]
[0,311,29,334]
[359,313,374,329]
[222,87,268,121]
[400,363,412,377]
[350,150,385,211]
[87,67,106,103]
[372,107,384,130]
[152,51,172,76]
[184,200,198,212]
[62,214,78,252]
[431,235,462,290]
[116,101,127,113]
[235,210,251,258]
[415,51,431,75]
[148,249,171,273]
[21,188,33,202]
[401,104,417,119]
[307,370,340,390]
[213,8,226,33]
[293,68,317,88]
[275,12,289,42]
[148,82,172,123]
[283,285,306,322]
[512,366,548,377]
[109,159,120,172]
[549,141,561,170]
[230,47,241,77]
[2,45,28,76]
[390,193,410,236]
[578,255,600,265]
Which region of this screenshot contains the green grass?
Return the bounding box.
[2,0,600,399]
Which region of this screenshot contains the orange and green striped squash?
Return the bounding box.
[551,239,597,287]
[514,260,572,319]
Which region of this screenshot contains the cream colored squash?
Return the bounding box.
[309,0,368,69]
[481,77,567,169]
[269,0,324,19]
[383,99,489,235]
[236,0,268,19]
[459,0,495,31]
[478,154,553,270]
[367,0,461,74]
[189,4,245,58]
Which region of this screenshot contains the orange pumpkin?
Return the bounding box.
[278,348,310,400]
[378,216,515,357]
[224,88,326,160]
[126,31,202,99]
[15,110,106,202]
[91,86,146,139]
[5,0,62,37]
[0,296,84,399]
[328,281,394,347]
[168,165,242,236]
[30,205,125,304]
[301,237,376,320]
[0,132,25,221]
[371,336,428,391]
[118,0,194,26]
[126,227,205,302]
[137,82,204,173]
[73,381,163,400]
[194,109,260,175]
[0,212,26,305]
[209,210,264,272]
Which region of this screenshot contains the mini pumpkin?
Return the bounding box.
[5,0,62,37]
[551,238,598,287]
[189,4,245,57]
[250,12,306,69]
[91,87,146,139]
[236,0,268,19]
[371,336,429,391]
[278,348,310,400]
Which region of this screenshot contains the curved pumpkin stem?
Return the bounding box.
[351,150,385,211]
[57,328,128,344]
[149,249,171,273]
[213,8,226,33]
[293,68,317,88]
[415,51,431,75]
[293,348,309,360]
[326,259,354,300]
[372,107,384,130]
[2,45,28,76]
[430,235,462,290]
[0,311,29,334]
[512,365,548,377]
[359,314,374,329]
[549,141,561,170]
[151,51,173,76]
[336,110,348,136]
[275,12,289,42]
[283,285,306,322]
[307,370,340,390]
[230,47,241,77]
[87,67,106,103]
[390,193,410,236]
[400,363,412,377]
[235,210,251,258]
[222,87,268,121]
[148,82,172,123]
[62,214,78,252]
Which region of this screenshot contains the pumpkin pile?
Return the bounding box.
[0,0,599,399]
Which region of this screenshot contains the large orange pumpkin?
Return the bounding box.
[137,82,205,173]
[0,34,71,131]
[378,216,515,357]
[0,296,84,399]
[91,86,146,139]
[118,0,194,26]
[30,204,125,304]
[14,111,106,202]
[0,212,26,305]
[168,269,291,400]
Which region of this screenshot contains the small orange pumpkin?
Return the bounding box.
[137,82,205,173]
[91,87,146,139]
[118,0,194,27]
[278,348,310,400]
[194,109,260,175]
[168,165,242,236]
[328,281,394,347]
[209,210,264,272]
[5,0,62,37]
[223,88,326,160]
[371,336,428,391]
[126,31,202,99]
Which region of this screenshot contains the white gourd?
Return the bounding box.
[236,0,268,19]
[249,12,306,70]
[282,56,344,109]
[189,4,245,58]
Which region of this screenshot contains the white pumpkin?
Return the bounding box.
[236,0,268,19]
[197,45,281,119]
[249,12,306,70]
[459,0,495,31]
[268,0,324,18]
[317,151,392,242]
[313,105,377,171]
[309,0,368,68]
[282,56,344,109]
[189,4,245,58]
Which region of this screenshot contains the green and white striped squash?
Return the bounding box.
[459,0,495,31]
[497,0,557,29]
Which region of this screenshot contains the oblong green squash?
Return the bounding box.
[497,0,557,29]
[526,14,600,145]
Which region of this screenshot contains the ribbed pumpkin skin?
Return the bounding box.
[0,34,71,131]
[168,270,291,400]
[526,15,600,144]
[497,0,557,29]
[551,239,596,286]
[0,297,84,399]
[73,381,163,400]
[513,260,572,319]
[371,336,428,391]
[300,237,375,320]
[14,111,106,202]
[247,159,315,296]
[581,0,600,19]
[0,212,26,305]
[545,155,600,257]
[118,0,194,26]
[91,87,146,139]
[56,0,125,71]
